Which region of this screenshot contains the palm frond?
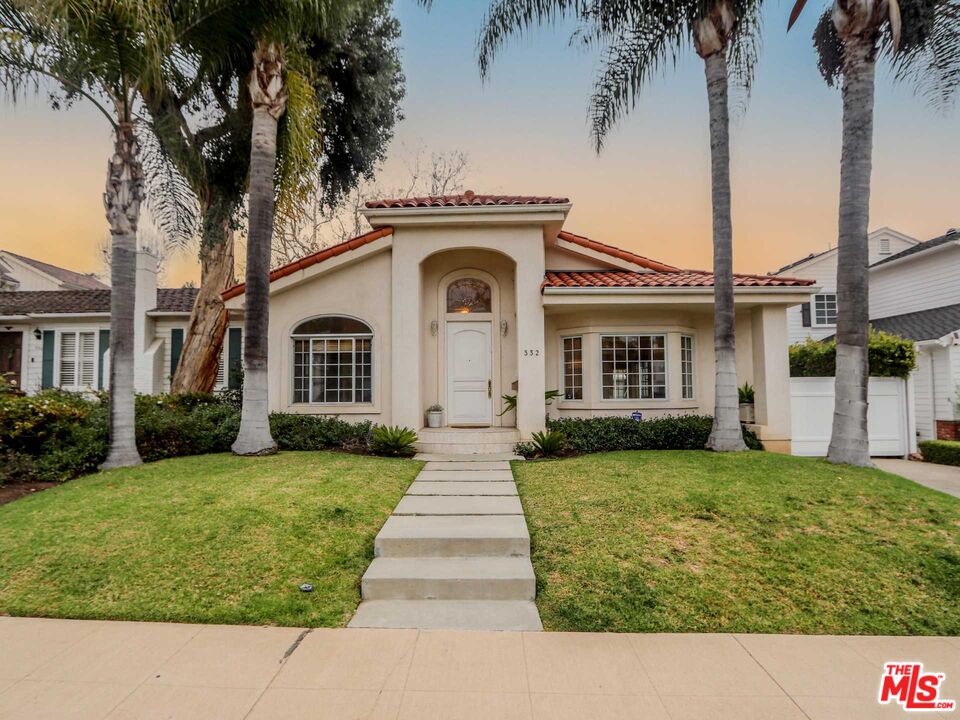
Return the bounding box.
[137,119,200,248]
[889,0,960,108]
[478,0,584,78]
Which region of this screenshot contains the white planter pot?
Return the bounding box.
[426,411,443,428]
[739,403,755,424]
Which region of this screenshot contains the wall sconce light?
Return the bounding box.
[500,320,508,337]
[430,320,438,337]
[33,328,42,340]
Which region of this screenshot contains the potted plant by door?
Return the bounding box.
[738,383,755,424]
[425,404,443,428]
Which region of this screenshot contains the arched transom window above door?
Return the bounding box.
[446,278,492,314]
[291,316,372,404]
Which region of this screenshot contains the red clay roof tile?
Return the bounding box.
[365,190,569,209]
[542,270,815,291]
[556,231,679,272]
[222,227,393,300]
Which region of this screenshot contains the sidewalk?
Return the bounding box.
[1,616,958,719]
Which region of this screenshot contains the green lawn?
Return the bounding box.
[0,452,420,627]
[513,451,960,635]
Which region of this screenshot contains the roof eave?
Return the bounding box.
[362,203,572,227]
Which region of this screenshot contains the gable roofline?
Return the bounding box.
[556,231,679,272]
[0,250,108,290]
[870,229,960,269]
[222,227,393,301]
[771,227,920,275]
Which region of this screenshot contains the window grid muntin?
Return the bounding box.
[681,335,695,400]
[562,336,583,401]
[291,329,373,405]
[814,293,837,325]
[601,334,667,400]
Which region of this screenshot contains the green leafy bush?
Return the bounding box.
[530,430,566,457]
[269,414,371,451]
[370,425,418,457]
[738,383,755,403]
[546,414,762,454]
[919,440,960,467]
[789,331,916,379]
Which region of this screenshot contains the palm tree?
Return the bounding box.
[789,0,960,465]
[478,0,762,451]
[231,2,358,455]
[0,0,188,469]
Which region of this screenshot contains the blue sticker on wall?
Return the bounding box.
[631,411,643,422]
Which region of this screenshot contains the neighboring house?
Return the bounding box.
[0,249,242,396]
[869,228,960,441]
[771,228,919,344]
[220,192,815,452]
[0,249,108,292]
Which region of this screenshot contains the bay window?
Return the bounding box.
[601,334,666,400]
[681,335,695,399]
[562,336,583,400]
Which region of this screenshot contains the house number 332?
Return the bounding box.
[522,348,541,356]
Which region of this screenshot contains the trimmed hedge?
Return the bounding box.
[543,415,762,455]
[919,440,960,467]
[0,391,387,484]
[789,331,916,379]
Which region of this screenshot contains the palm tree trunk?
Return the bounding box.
[827,37,875,467]
[171,218,234,394]
[232,42,284,456]
[100,122,144,469]
[702,51,746,452]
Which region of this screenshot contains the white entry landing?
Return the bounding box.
[349,454,542,631]
[414,427,521,455]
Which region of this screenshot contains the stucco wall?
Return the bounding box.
[265,248,393,421]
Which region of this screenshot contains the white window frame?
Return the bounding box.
[813,293,838,327]
[290,317,374,405]
[681,335,695,400]
[561,335,583,401]
[599,333,668,401]
[56,329,99,391]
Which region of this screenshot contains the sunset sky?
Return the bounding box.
[0,0,957,287]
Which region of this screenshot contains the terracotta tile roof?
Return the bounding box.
[365,190,569,209]
[222,227,393,300]
[0,250,108,290]
[542,270,816,291]
[557,231,679,272]
[0,288,199,315]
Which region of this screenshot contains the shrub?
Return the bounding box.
[370,425,418,457]
[546,414,762,454]
[738,383,755,403]
[789,331,916,379]
[269,414,371,451]
[919,440,960,467]
[531,430,566,457]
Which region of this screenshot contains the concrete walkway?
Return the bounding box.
[2,617,959,719]
[875,458,960,499]
[350,453,541,631]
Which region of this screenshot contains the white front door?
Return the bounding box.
[446,321,492,426]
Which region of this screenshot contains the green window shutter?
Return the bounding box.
[228,327,242,389]
[97,329,110,389]
[41,330,56,389]
[170,328,184,380]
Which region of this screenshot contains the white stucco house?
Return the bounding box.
[771,228,919,344]
[217,192,814,452]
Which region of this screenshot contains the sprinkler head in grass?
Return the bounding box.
[299,583,314,593]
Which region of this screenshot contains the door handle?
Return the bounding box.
[488,379,492,398]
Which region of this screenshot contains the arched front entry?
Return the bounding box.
[438,269,501,427]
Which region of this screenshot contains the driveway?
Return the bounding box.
[875,458,960,499]
[2,616,959,719]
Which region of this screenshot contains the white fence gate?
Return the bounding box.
[790,377,916,457]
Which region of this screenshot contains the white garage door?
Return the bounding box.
[790,377,911,457]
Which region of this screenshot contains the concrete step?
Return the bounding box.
[408,481,517,496]
[423,461,511,472]
[414,453,523,462]
[361,557,536,601]
[414,469,515,482]
[393,495,523,516]
[415,442,518,455]
[349,600,542,631]
[375,515,530,558]
[417,428,520,442]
